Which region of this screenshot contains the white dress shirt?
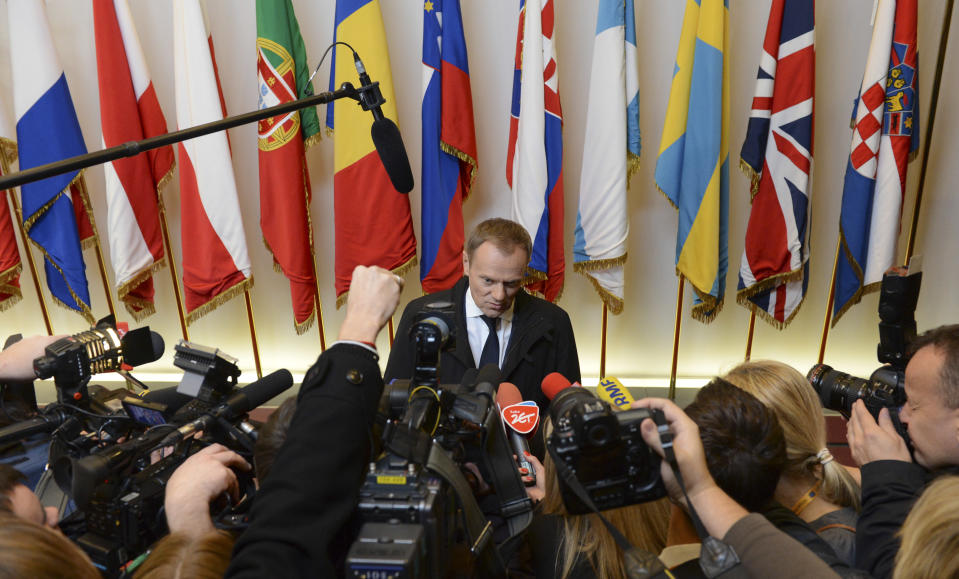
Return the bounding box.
[464,288,514,368]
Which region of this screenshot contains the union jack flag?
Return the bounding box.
[737,0,814,328]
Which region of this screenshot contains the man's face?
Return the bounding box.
[899,345,959,470]
[8,484,58,528]
[463,242,527,318]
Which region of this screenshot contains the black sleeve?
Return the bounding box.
[555,310,581,385]
[226,344,384,578]
[384,303,417,383]
[854,460,927,578]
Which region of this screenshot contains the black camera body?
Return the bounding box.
[548,387,666,514]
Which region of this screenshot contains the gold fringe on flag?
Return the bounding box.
[574,254,628,315]
[116,257,168,322]
[738,158,762,201]
[185,277,254,326]
[335,256,418,309]
[0,262,23,311]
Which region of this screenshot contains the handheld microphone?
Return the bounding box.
[541,372,581,401]
[596,376,635,410]
[158,369,293,447]
[496,382,539,486]
[351,52,414,193]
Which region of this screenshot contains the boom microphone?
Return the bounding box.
[351,52,414,194]
[541,372,580,401]
[497,382,539,486]
[596,376,635,410]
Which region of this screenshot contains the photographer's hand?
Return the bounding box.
[165,443,251,536]
[338,265,404,344]
[0,334,64,381]
[847,400,911,465]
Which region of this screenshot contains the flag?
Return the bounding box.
[507,0,565,302]
[173,0,253,323]
[9,0,94,322]
[737,0,815,329]
[0,100,21,311]
[833,0,918,324]
[572,0,639,315]
[94,0,175,321]
[421,0,477,293]
[654,0,730,323]
[257,0,321,333]
[326,0,417,305]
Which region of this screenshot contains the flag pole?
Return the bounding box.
[903,0,954,264]
[310,259,326,350]
[243,289,262,379]
[668,274,685,400]
[1,155,52,335]
[156,204,189,341]
[76,179,117,320]
[599,304,608,379]
[388,317,395,346]
[744,311,756,361]
[818,238,841,364]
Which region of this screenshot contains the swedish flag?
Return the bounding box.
[654,0,729,323]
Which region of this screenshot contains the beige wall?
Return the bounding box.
[0,0,957,400]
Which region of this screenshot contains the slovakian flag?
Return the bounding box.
[834,0,918,325]
[257,0,322,333]
[737,0,814,329]
[654,0,730,323]
[173,0,253,323]
[507,0,565,302]
[573,0,639,315]
[421,0,477,294]
[326,0,417,306]
[9,0,95,322]
[94,0,175,321]
[0,100,22,311]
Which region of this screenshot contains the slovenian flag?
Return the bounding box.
[737,0,814,329]
[573,0,639,315]
[421,0,477,294]
[174,0,253,323]
[94,0,175,321]
[833,0,918,325]
[9,0,94,321]
[507,0,565,302]
[654,0,730,323]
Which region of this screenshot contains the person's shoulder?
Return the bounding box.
[519,291,571,320]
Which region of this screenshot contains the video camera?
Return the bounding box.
[807,269,921,439]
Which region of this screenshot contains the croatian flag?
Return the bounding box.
[421,0,477,294]
[573,0,639,315]
[834,0,918,324]
[9,0,93,321]
[737,0,814,329]
[174,0,253,323]
[507,0,565,302]
[94,0,174,321]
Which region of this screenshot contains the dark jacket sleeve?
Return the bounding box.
[854,460,927,578]
[384,302,418,383]
[721,513,841,578]
[226,344,384,578]
[554,309,581,385]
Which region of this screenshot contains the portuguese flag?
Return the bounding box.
[256,0,321,334]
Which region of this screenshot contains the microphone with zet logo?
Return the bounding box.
[596,376,635,410]
[540,371,581,401]
[496,382,539,486]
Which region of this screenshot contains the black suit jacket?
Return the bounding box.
[384,277,581,411]
[227,343,384,578]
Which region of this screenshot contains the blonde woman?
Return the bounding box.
[724,360,861,565]
[893,475,959,579]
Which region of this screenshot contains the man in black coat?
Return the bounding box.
[385,218,580,411]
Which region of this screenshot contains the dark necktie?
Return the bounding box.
[479,315,500,369]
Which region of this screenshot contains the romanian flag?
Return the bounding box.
[9,0,95,322]
[737,0,814,328]
[94,0,175,321]
[573,0,640,315]
[654,0,730,323]
[326,0,417,305]
[0,99,21,311]
[507,0,565,302]
[257,0,321,333]
[421,0,477,293]
[173,0,253,323]
[834,0,918,325]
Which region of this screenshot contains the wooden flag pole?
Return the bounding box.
[156,206,189,341]
[668,274,685,400]
[818,238,842,364]
[76,179,117,320]
[599,304,608,379]
[243,289,263,379]
[310,259,326,350]
[744,311,756,361]
[388,317,395,346]
[903,0,954,265]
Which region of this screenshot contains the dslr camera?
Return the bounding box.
[548,386,667,514]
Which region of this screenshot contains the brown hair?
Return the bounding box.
[909,324,959,408]
[894,475,959,579]
[464,218,532,262]
[253,397,297,482]
[0,464,25,513]
[540,418,670,579]
[723,360,861,511]
[684,378,787,512]
[0,512,99,579]
[134,531,235,579]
